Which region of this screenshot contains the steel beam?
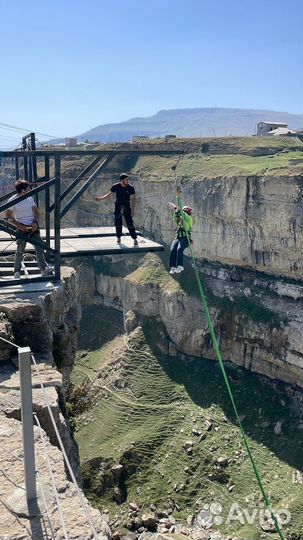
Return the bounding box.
[0,190,16,204]
[60,154,113,218]
[49,155,102,212]
[0,180,48,206]
[0,177,56,213]
[1,149,185,158]
[0,219,56,254]
[0,275,57,288]
[55,245,165,257]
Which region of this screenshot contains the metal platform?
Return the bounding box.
[0,227,163,257]
[0,226,164,287]
[0,227,138,241]
[0,143,177,288]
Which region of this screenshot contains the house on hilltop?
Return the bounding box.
[257,121,288,136]
[267,127,296,136]
[65,137,78,147]
[132,135,150,143]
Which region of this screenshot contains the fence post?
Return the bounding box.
[18,346,37,502]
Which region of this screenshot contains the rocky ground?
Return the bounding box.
[70,301,303,540]
[0,268,110,540]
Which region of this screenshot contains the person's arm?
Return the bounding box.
[95,191,113,202]
[6,209,27,232]
[172,211,180,226]
[32,205,40,232]
[130,193,136,216]
[167,202,177,211]
[167,202,179,226]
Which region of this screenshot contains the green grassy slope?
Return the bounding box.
[109,136,303,178]
[132,150,303,180]
[71,305,303,540]
[56,136,303,183]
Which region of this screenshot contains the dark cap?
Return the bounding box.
[120,173,129,180]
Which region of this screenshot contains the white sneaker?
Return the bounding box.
[14,272,21,279]
[169,267,177,274]
[175,266,184,273]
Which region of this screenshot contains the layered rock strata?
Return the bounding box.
[81,254,303,388]
[80,169,303,279]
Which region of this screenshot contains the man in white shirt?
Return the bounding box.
[6,180,52,279]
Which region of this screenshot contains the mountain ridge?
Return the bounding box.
[75,107,303,143]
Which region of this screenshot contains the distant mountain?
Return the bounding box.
[75,108,303,143]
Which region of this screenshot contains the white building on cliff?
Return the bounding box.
[257,121,288,136]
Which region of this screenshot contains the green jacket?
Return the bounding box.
[173,210,193,237]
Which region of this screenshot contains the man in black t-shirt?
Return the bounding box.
[95,173,138,245]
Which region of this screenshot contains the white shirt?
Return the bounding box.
[8,194,36,226]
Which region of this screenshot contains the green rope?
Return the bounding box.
[176,192,285,540]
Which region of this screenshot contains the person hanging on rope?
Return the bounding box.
[6,180,53,279]
[167,202,193,274]
[95,173,138,245]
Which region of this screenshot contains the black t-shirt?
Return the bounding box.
[110,182,135,204]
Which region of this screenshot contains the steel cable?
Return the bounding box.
[30,353,100,540]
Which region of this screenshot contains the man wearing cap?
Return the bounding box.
[95,173,138,245]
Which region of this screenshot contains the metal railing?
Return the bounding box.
[0,139,183,286]
[0,163,61,285]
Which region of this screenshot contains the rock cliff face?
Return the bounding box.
[80,170,303,280]
[77,253,303,388]
[67,142,303,388]
[0,267,81,388]
[0,267,110,540]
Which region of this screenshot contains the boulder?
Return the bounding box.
[0,317,13,361]
[216,456,229,467]
[274,421,282,435]
[141,514,157,530]
[124,310,138,334]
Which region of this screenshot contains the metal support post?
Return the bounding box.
[22,136,29,181]
[45,156,51,263]
[54,156,61,279]
[18,346,37,502]
[30,133,38,206]
[15,157,20,180]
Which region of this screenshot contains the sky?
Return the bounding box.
[0,0,302,145]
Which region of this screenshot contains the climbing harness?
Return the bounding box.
[175,186,285,540]
[174,212,192,242]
